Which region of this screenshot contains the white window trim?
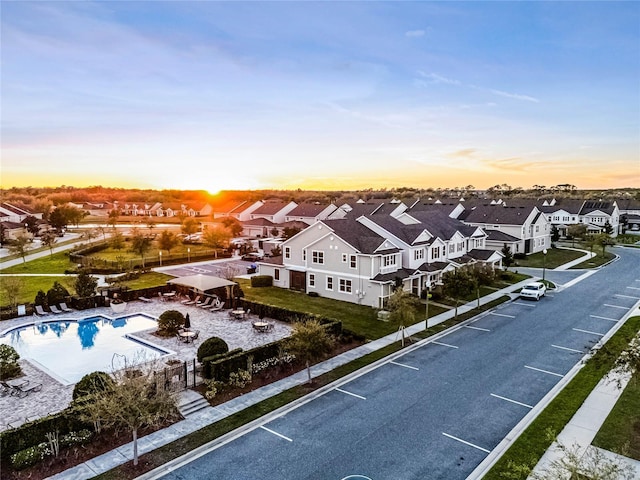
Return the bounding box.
[309,273,316,288]
[326,276,333,291]
[312,250,323,264]
[338,278,352,294]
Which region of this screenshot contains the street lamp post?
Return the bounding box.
[542,248,548,282]
[159,251,162,267]
[425,281,430,330]
[187,247,191,263]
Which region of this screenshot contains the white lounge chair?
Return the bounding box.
[198,297,213,309]
[210,301,225,312]
[59,302,74,312]
[34,305,48,316]
[182,295,200,306]
[49,305,63,314]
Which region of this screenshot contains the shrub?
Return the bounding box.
[250,275,273,287]
[197,337,229,363]
[46,282,70,307]
[0,345,22,380]
[72,371,114,401]
[228,369,252,388]
[34,290,47,308]
[10,429,92,470]
[157,310,185,336]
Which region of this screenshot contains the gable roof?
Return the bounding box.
[322,219,387,254]
[287,203,336,217]
[459,204,534,225]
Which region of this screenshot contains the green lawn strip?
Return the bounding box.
[86,243,213,262]
[513,248,584,269]
[0,276,77,306]
[119,272,175,290]
[1,251,76,274]
[569,251,616,269]
[592,371,640,460]
[0,237,80,263]
[93,343,403,480]
[484,315,640,480]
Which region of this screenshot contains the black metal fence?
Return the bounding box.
[153,358,203,392]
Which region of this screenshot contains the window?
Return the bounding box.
[535,225,539,233]
[326,276,333,290]
[284,247,290,259]
[309,273,315,287]
[448,244,455,254]
[432,247,440,259]
[342,253,347,263]
[383,254,396,267]
[415,249,425,260]
[274,269,280,281]
[457,242,464,252]
[339,278,352,293]
[350,255,357,269]
[312,250,324,264]
[303,250,306,261]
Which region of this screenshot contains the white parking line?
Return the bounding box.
[464,325,491,332]
[490,393,533,409]
[589,315,619,322]
[260,426,292,442]
[551,344,583,354]
[389,360,419,371]
[488,312,516,318]
[626,286,640,291]
[615,294,640,300]
[431,341,459,349]
[442,432,490,453]
[573,328,605,337]
[604,304,628,310]
[335,387,366,400]
[513,302,536,307]
[524,365,564,377]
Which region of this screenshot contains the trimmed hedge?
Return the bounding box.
[197,337,230,363]
[0,406,91,462]
[250,275,273,287]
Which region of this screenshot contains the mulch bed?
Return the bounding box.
[1,339,363,480]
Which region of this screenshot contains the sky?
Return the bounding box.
[1,1,639,193]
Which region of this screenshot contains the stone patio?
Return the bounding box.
[0,297,291,432]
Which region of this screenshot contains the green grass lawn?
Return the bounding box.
[513,248,584,269]
[0,276,78,306]
[1,251,76,274]
[238,279,449,340]
[592,372,640,460]
[569,251,616,269]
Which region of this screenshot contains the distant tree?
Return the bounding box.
[147,220,156,236]
[501,244,514,271]
[130,228,152,267]
[469,263,496,307]
[75,270,98,298]
[282,226,302,240]
[603,221,614,235]
[1,277,24,313]
[82,229,98,242]
[107,210,119,229]
[550,225,560,243]
[595,233,615,257]
[24,215,40,236]
[40,230,58,256]
[285,320,335,384]
[34,290,48,308]
[442,268,475,319]
[270,227,279,237]
[270,245,282,257]
[181,218,199,236]
[158,230,179,254]
[387,289,421,346]
[8,234,32,264]
[97,226,108,241]
[50,204,86,230]
[110,231,125,250]
[202,225,232,257]
[33,199,53,221]
[619,214,628,234]
[221,217,243,237]
[567,224,587,247]
[0,345,22,381]
[0,224,6,245]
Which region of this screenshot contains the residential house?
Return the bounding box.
[249,200,298,224]
[284,203,339,225]
[258,209,501,309]
[538,198,620,237]
[457,202,550,255]
[0,203,42,223]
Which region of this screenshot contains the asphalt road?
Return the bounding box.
[157,247,640,480]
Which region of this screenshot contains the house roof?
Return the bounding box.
[459,205,533,225]
[261,255,284,265]
[241,217,275,227]
[286,203,334,217]
[252,200,293,215]
[466,249,503,261]
[408,210,478,240]
[371,268,419,283]
[323,219,386,254]
[580,200,615,215]
[484,229,520,242]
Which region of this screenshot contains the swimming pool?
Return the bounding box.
[0,314,171,385]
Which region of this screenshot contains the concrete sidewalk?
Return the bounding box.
[48,279,533,479]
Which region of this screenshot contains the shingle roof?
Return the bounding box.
[287,203,334,217]
[404,210,478,240]
[252,201,292,215]
[459,205,533,225]
[484,229,520,242]
[241,217,275,227]
[323,219,386,254]
[466,249,501,261]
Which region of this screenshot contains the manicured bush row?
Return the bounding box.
[201,349,243,379]
[10,429,93,470]
[250,275,273,287]
[0,406,91,462]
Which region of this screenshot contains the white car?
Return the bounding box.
[519,282,546,301]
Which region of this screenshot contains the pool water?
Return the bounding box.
[0,314,170,385]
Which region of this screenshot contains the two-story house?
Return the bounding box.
[538,198,620,237]
[284,203,339,225]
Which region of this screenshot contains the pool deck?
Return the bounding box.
[0,298,291,432]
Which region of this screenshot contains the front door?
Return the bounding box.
[290,271,306,291]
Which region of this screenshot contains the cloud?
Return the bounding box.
[483,157,544,172]
[417,71,461,86]
[447,148,478,158]
[405,29,425,38]
[487,88,539,103]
